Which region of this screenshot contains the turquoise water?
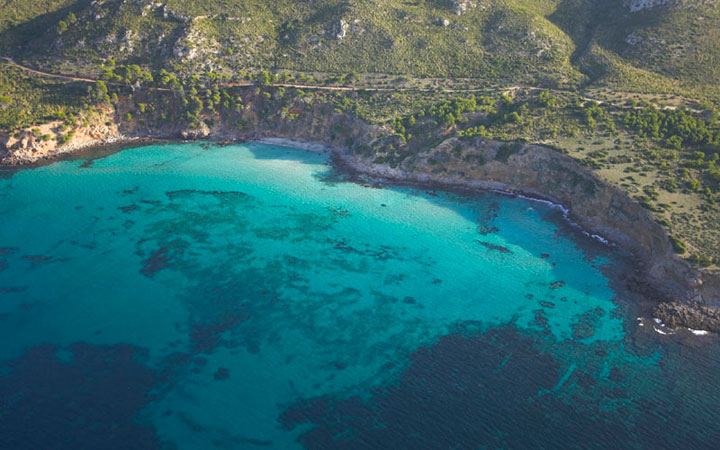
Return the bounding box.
[0,142,718,449]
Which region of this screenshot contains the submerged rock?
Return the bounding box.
[214,368,230,380]
[477,240,512,254]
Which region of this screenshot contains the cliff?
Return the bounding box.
[339,137,720,309]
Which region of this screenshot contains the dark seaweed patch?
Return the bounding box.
[278,325,714,449]
[279,327,591,450]
[0,343,161,449]
[118,205,139,213]
[213,368,230,380]
[22,255,54,268]
[477,240,513,254]
[140,239,188,276]
[189,310,247,354]
[165,190,248,200]
[0,286,28,294]
[572,307,605,340]
[141,247,171,276]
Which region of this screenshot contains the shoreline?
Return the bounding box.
[247,137,614,249]
[2,134,719,334]
[1,134,622,251]
[331,150,613,246]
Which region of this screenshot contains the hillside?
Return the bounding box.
[0,0,719,96]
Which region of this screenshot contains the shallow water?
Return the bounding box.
[0,142,718,449]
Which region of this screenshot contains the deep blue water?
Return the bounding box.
[0,142,718,449]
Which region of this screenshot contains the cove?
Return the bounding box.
[0,142,719,449]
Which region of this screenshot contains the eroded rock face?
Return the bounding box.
[623,0,711,12]
[0,111,125,165]
[624,0,673,12]
[654,302,720,334]
[180,122,211,140]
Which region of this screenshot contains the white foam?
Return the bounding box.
[513,193,610,245]
[653,318,662,325]
[654,326,672,335]
[688,328,710,336]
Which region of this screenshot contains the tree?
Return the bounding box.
[56,21,68,34]
[537,89,556,108]
[256,70,271,86]
[507,111,522,124]
[500,94,514,107]
[346,71,359,83]
[88,81,110,105]
[666,135,682,151]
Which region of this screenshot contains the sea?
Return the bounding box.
[0,142,718,449]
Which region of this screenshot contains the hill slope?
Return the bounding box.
[0,0,718,96]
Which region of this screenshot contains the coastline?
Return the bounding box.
[2,130,719,334]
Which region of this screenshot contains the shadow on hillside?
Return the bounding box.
[0,1,93,57]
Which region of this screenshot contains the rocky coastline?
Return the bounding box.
[1,104,719,334]
[654,302,720,335]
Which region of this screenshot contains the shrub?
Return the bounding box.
[670,236,687,254]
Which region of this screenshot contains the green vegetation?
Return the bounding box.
[0,62,85,130]
[1,0,718,99]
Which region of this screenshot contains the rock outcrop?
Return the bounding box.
[624,0,673,12]
[623,0,712,12]
[0,109,125,165]
[654,302,720,334]
[451,0,477,15]
[331,20,349,40]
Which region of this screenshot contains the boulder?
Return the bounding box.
[332,19,349,40]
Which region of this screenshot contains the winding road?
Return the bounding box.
[1,57,513,94]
